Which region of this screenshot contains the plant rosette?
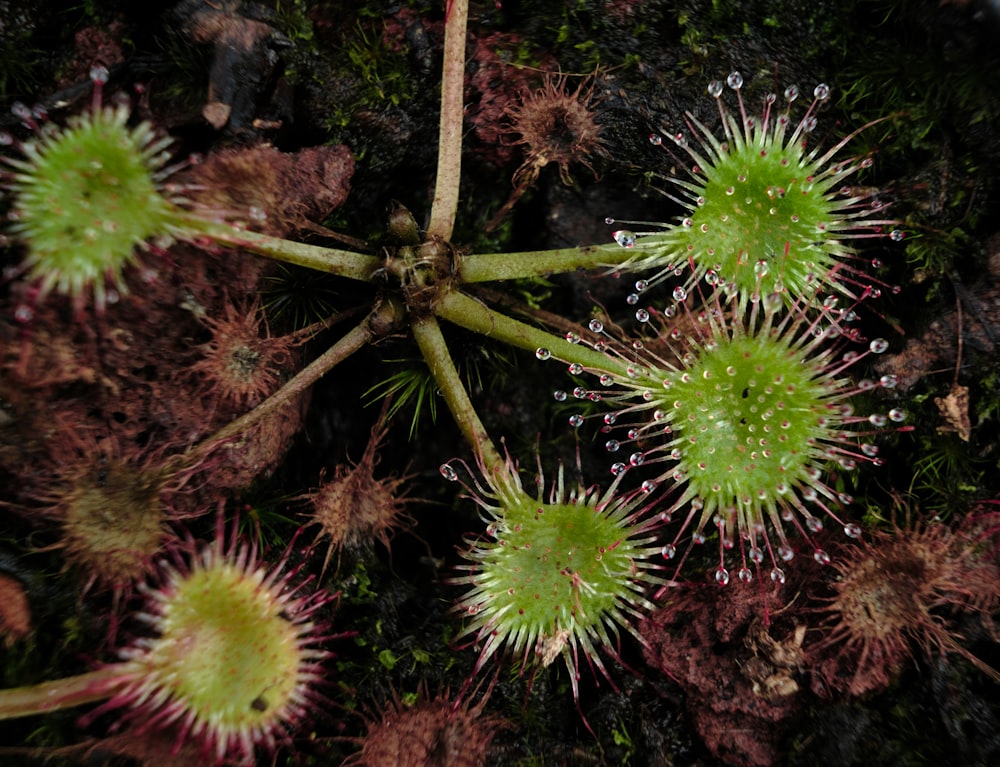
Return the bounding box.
[80,516,338,765]
[607,72,902,307]
[442,455,663,703]
[2,67,196,313]
[565,290,906,586]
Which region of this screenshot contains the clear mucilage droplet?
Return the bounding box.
[727,71,744,90]
[613,230,637,248]
[440,464,458,481]
[869,338,889,354]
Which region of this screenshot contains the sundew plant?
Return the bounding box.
[0,1,937,762]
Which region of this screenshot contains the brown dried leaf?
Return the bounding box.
[934,383,971,441]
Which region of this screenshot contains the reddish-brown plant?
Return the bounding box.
[486,72,606,231]
[343,686,502,767]
[297,410,414,576]
[809,512,1000,697]
[15,424,202,626]
[189,296,302,411]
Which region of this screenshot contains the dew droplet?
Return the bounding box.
[536,348,551,360]
[613,230,636,248]
[11,102,31,122]
[13,305,33,324]
[89,65,110,84]
[440,464,458,481]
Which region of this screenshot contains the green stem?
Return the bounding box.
[180,216,381,282]
[179,308,392,470]
[426,0,468,240]
[459,244,633,283]
[0,666,125,720]
[410,314,504,474]
[433,290,629,377]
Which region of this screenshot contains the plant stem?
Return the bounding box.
[179,306,397,470]
[433,290,630,377]
[426,0,468,240]
[0,666,125,720]
[181,216,381,282]
[459,244,634,283]
[411,313,504,474]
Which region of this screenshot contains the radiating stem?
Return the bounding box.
[0,666,125,720]
[178,304,399,470]
[459,244,633,283]
[411,313,504,474]
[433,290,630,377]
[426,0,468,240]
[181,216,381,282]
